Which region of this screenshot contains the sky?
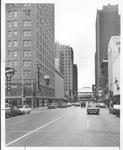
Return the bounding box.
[1,0,121,91]
[54,0,121,89]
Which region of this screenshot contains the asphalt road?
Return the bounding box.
[5,106,120,147]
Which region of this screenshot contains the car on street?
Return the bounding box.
[59,103,67,108]
[80,101,86,107]
[5,103,18,117]
[75,102,80,107]
[96,103,106,108]
[87,103,100,114]
[67,103,72,107]
[48,103,58,109]
[109,105,120,116]
[17,105,32,114]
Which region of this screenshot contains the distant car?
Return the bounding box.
[109,105,120,115]
[87,103,100,114]
[5,103,18,117]
[75,102,80,107]
[48,103,57,109]
[59,103,67,108]
[67,103,72,107]
[116,108,120,117]
[97,103,106,108]
[71,102,75,106]
[81,101,86,107]
[17,105,32,114]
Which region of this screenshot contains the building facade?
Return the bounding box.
[73,64,78,101]
[55,69,64,101]
[108,36,120,106]
[59,44,74,101]
[95,4,120,101]
[78,87,93,102]
[6,3,55,107]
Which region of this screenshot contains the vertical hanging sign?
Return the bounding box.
[5,67,15,91]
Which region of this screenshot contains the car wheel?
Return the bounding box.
[28,111,30,114]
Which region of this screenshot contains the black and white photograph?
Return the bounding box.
[1,0,122,150]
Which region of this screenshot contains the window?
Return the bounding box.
[13,30,17,36]
[23,10,31,16]
[23,20,31,26]
[23,4,31,7]
[8,51,11,57]
[13,60,17,67]
[13,21,17,27]
[8,11,12,17]
[23,30,31,36]
[23,40,31,47]
[8,21,12,27]
[14,40,17,47]
[8,60,11,67]
[13,70,17,77]
[23,70,31,77]
[23,60,31,67]
[23,50,31,57]
[13,11,17,17]
[8,31,12,37]
[116,41,120,45]
[13,50,17,57]
[8,41,12,47]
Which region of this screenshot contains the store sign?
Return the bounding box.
[5,67,15,91]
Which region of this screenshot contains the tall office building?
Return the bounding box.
[6,4,55,107]
[95,4,119,99]
[59,44,74,101]
[73,64,78,101]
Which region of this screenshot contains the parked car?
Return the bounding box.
[96,103,106,108]
[5,103,18,117]
[75,102,80,107]
[81,101,86,107]
[116,108,120,117]
[67,103,72,107]
[17,105,32,115]
[87,103,100,114]
[59,103,67,108]
[48,103,57,109]
[109,105,120,115]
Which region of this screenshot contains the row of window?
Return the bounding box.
[8,20,31,27]
[7,4,31,7]
[8,30,31,37]
[7,60,31,67]
[8,10,31,18]
[7,40,31,47]
[8,50,31,57]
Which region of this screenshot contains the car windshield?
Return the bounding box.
[18,105,23,108]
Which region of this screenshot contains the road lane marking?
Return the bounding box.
[6,112,71,146]
[87,120,89,128]
[7,119,28,126]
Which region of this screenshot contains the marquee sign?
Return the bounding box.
[5,67,15,91]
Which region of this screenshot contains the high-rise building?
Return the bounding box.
[59,44,74,101]
[5,3,55,107]
[95,4,119,100]
[73,64,78,101]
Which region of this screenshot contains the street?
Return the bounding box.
[5,106,120,147]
